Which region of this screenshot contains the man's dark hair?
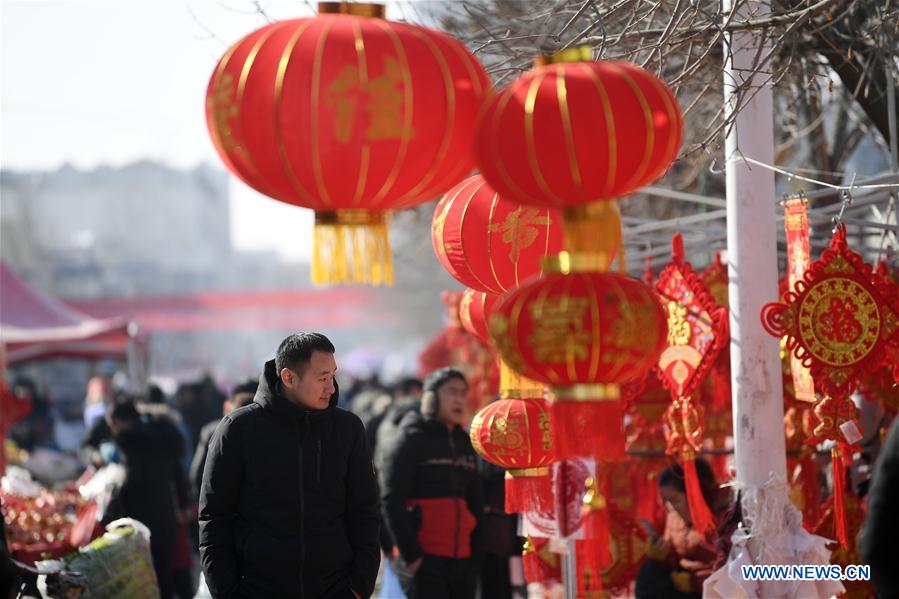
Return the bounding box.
[232,378,259,397]
[146,384,165,405]
[110,399,140,423]
[421,368,467,417]
[423,367,466,394]
[275,332,335,375]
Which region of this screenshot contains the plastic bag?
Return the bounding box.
[37,518,160,599]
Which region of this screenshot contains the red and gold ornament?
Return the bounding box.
[762,224,899,398]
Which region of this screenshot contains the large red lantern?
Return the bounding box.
[474,51,682,209]
[489,263,668,459]
[470,397,555,513]
[432,175,564,294]
[206,3,491,285]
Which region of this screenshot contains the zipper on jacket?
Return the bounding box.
[316,437,321,485]
[448,428,460,559]
[296,418,305,597]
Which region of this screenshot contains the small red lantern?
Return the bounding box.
[432,175,564,294]
[458,288,501,346]
[474,52,682,209]
[489,262,668,459]
[470,398,555,513]
[206,4,491,285]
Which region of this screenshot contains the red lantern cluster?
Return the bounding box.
[458,288,501,347]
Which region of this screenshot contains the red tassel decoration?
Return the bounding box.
[551,398,625,460]
[522,537,561,584]
[581,477,612,571]
[576,540,604,597]
[798,454,822,528]
[683,458,716,539]
[505,470,554,513]
[832,445,849,548]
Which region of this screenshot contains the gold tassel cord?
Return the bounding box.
[312,210,394,286]
[499,358,545,399]
[561,201,622,271]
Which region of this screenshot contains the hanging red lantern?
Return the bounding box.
[206,3,492,286]
[470,397,555,513]
[474,51,682,209]
[458,288,502,346]
[432,175,564,294]
[489,263,667,459]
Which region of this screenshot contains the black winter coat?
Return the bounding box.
[861,417,899,599]
[199,360,380,599]
[379,411,483,564]
[110,416,191,550]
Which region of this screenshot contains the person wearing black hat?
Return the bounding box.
[199,333,380,599]
[379,367,484,599]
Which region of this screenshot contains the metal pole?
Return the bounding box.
[563,538,577,599]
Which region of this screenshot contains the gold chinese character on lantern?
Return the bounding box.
[527,296,591,363]
[326,56,412,144]
[488,207,552,262]
[208,73,240,151]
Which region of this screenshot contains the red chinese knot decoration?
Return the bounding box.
[206,4,491,285]
[470,398,555,513]
[762,225,899,398]
[432,175,564,294]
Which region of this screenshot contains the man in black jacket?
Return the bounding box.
[861,417,899,599]
[199,332,380,599]
[379,367,483,599]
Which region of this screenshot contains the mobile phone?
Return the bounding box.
[639,517,659,538]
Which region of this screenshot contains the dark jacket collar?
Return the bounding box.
[254,359,338,422]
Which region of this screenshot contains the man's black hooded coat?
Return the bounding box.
[199,360,380,598]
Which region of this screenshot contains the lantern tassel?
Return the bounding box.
[832,445,849,548]
[684,458,716,539]
[551,398,625,460]
[312,210,393,286]
[505,470,554,513]
[582,476,612,576]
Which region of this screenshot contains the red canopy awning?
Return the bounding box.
[0,262,132,365]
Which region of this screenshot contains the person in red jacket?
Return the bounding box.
[379,367,484,599]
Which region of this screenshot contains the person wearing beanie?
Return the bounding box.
[379,367,484,599]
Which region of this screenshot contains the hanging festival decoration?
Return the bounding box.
[812,492,871,599]
[810,394,861,548]
[470,396,556,513]
[522,537,561,585]
[489,267,668,460]
[783,196,818,402]
[432,175,564,294]
[655,233,727,539]
[625,371,671,525]
[206,3,491,285]
[761,224,899,398]
[473,50,682,210]
[783,395,822,527]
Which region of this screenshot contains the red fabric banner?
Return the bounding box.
[783,198,816,402]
